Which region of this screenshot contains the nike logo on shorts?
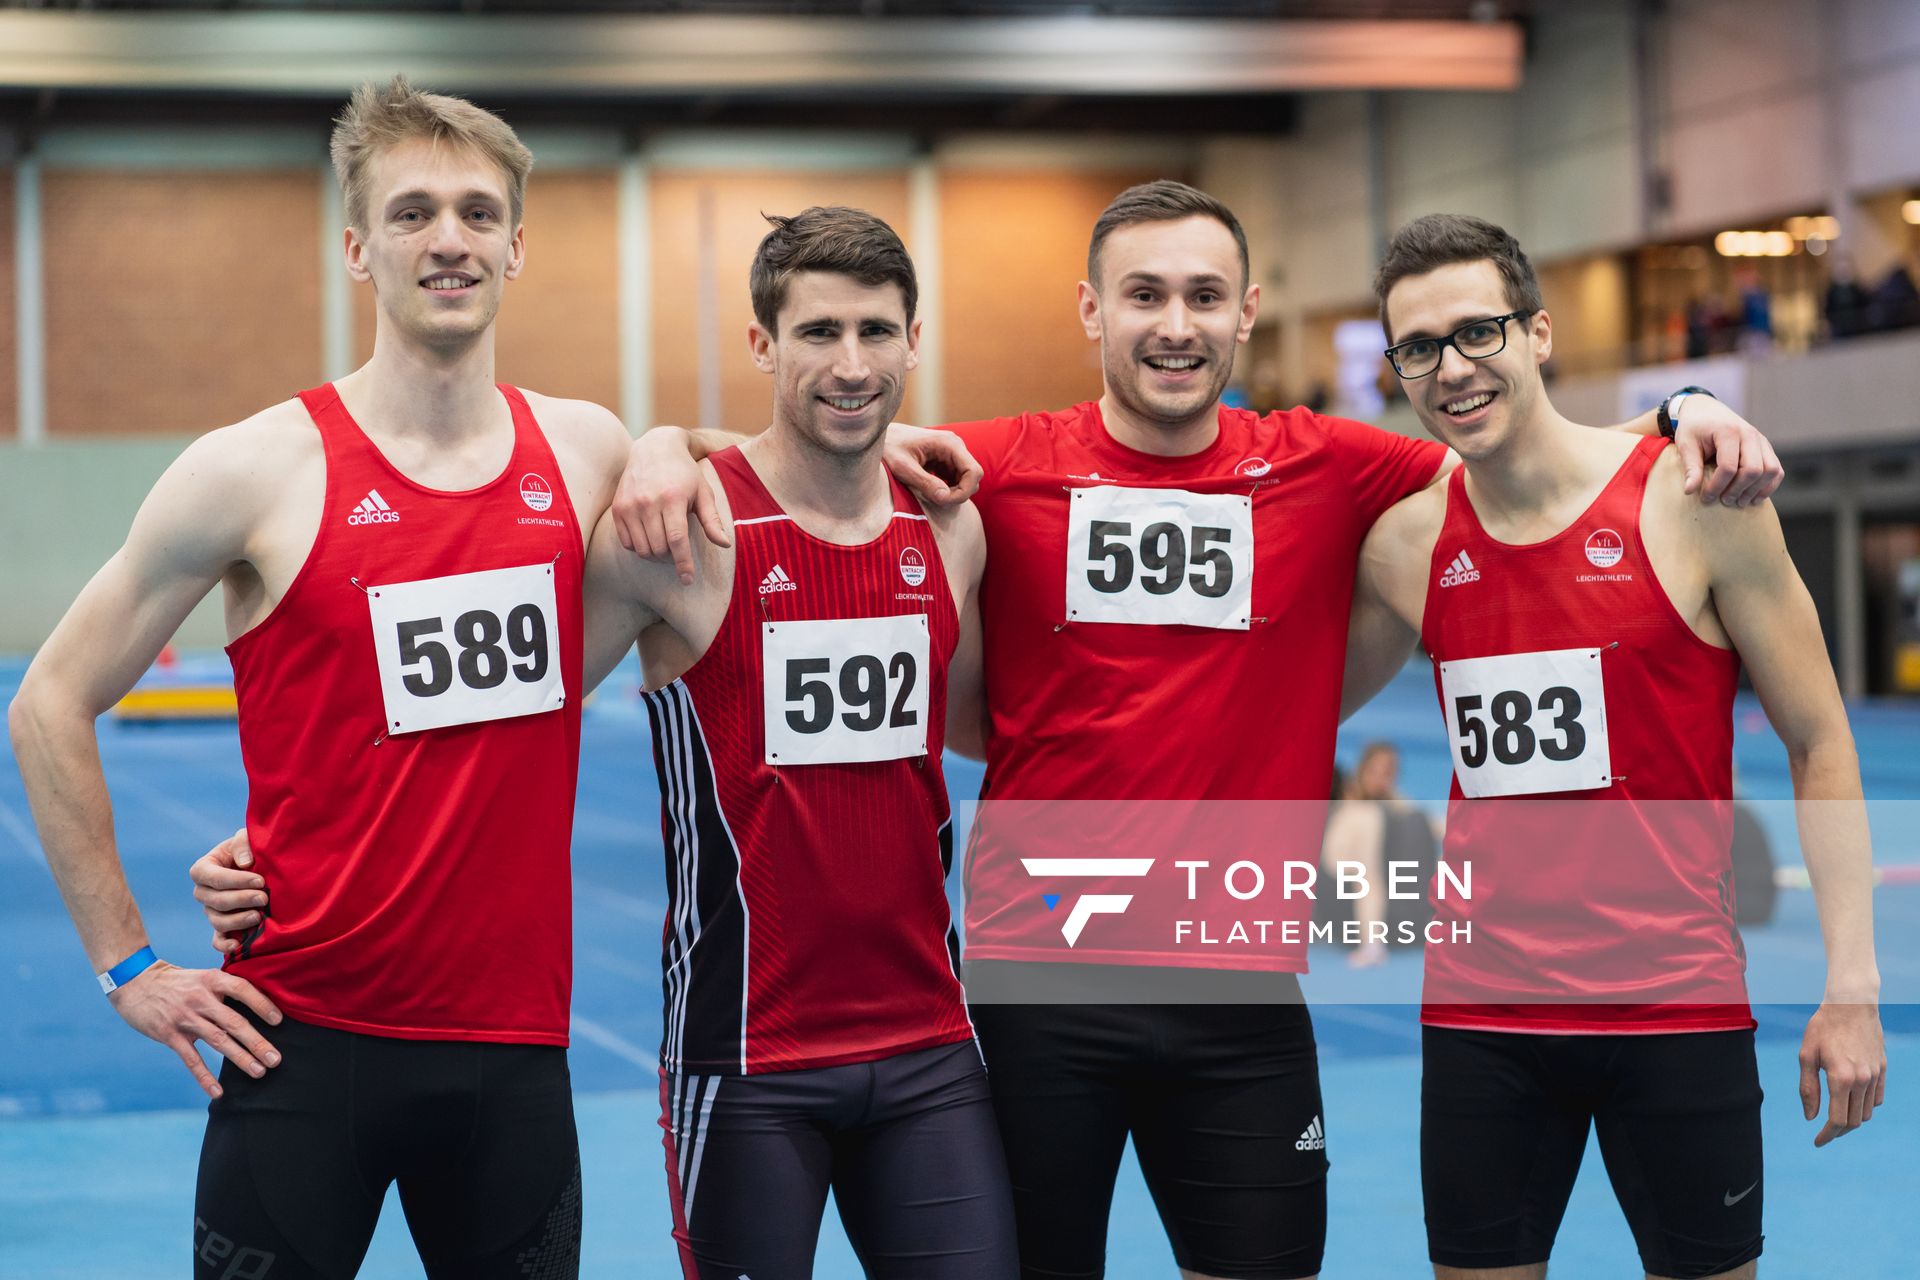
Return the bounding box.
[1723,1180,1758,1206]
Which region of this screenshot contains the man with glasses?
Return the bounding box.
[1344,213,1884,1280]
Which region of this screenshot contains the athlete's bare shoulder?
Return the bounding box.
[161,398,321,525]
[1370,477,1448,552]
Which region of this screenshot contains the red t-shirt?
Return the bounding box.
[955,401,1446,970]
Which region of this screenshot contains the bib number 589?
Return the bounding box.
[367,562,565,736]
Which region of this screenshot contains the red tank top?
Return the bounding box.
[224,384,583,1044]
[1418,436,1751,1034]
[644,446,974,1075]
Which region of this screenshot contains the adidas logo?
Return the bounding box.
[1438,550,1480,587]
[758,564,798,595]
[1296,1115,1326,1151]
[346,489,400,526]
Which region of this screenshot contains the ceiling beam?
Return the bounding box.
[0,12,1522,97]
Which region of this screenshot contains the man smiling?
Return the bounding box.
[10,78,632,1277]
[1348,213,1884,1280]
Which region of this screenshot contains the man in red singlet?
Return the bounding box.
[8,78,632,1277]
[612,182,1784,1280]
[1346,213,1886,1280]
[579,206,1014,1278]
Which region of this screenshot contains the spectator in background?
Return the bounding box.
[1736,267,1773,354]
[1824,253,1871,338]
[1319,764,1388,966]
[1319,743,1442,967]
[1868,255,1920,332]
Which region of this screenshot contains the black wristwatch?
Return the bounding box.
[1656,385,1716,440]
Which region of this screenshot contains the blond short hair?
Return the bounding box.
[330,75,534,233]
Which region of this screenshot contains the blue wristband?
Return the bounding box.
[97,945,159,995]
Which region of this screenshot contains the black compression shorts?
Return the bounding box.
[659,1038,1017,1279]
[968,973,1327,1280]
[1422,1025,1764,1278]
[193,1006,581,1280]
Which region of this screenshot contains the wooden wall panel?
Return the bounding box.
[348,170,620,413]
[0,169,14,439]
[935,169,1161,423]
[43,171,322,435]
[649,171,916,434]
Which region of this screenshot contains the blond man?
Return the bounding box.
[9,77,632,1277]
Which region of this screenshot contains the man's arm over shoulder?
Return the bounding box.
[582,458,733,692]
[1340,488,1440,721]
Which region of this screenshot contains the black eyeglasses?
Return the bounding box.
[1384,310,1533,379]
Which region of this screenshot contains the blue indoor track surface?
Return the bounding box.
[4,654,1917,1278]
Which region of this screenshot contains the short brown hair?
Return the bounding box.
[1373,213,1543,341]
[1087,180,1250,289]
[331,75,534,234]
[749,207,918,333]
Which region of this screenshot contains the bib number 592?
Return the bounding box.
[762,615,930,765]
[783,653,918,735]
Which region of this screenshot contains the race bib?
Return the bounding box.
[1438,648,1612,798]
[1064,487,1254,630]
[763,615,930,765]
[366,562,564,736]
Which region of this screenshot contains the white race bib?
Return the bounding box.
[366,562,564,736]
[1064,486,1254,630]
[762,615,930,765]
[1438,648,1613,798]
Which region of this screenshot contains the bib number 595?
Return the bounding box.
[1085,520,1235,598]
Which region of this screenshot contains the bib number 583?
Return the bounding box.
[1438,648,1612,798]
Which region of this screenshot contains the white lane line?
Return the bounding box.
[570,1014,658,1071]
